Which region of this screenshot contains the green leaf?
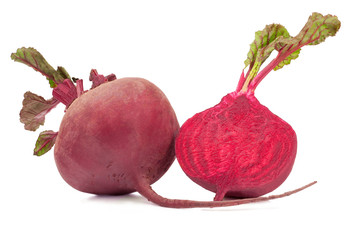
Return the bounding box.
[244,24,290,69]
[298,12,341,46]
[241,24,292,91]
[239,12,341,92]
[20,91,59,131]
[272,13,340,70]
[11,47,68,88]
[56,66,71,81]
[34,130,58,156]
[274,49,301,71]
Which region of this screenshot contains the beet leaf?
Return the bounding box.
[11,47,70,88]
[34,130,58,156]
[20,92,59,131]
[12,47,75,134]
[56,66,71,82]
[239,12,341,93]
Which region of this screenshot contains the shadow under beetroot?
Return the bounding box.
[85,192,152,206]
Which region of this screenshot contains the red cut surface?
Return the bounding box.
[175,93,297,200]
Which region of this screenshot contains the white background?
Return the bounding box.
[1,0,359,239]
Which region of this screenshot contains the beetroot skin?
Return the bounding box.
[54,78,179,195]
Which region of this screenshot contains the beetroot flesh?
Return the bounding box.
[175,92,297,201]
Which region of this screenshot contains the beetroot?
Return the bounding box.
[52,77,315,207]
[54,77,179,195]
[175,13,340,201]
[176,91,297,200]
[12,13,339,208]
[13,48,316,208]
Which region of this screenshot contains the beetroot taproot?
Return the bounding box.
[175,13,340,201]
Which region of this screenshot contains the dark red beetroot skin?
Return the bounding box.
[54,78,179,195]
[175,92,297,200]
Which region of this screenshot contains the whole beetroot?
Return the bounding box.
[54,77,179,195]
